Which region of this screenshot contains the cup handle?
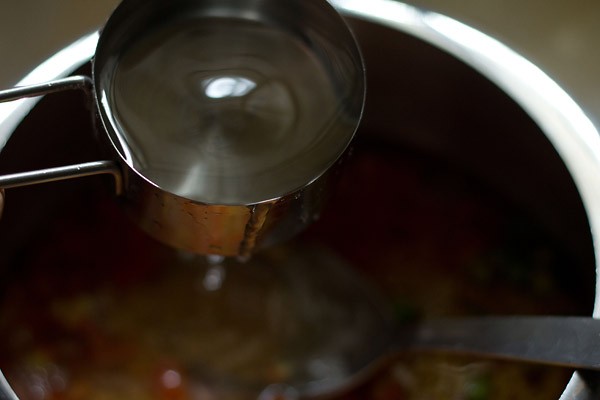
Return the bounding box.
[0,160,123,195]
[0,76,124,198]
[0,75,92,102]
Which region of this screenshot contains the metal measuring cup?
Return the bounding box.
[0,0,365,257]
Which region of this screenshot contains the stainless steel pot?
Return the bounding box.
[1,0,599,398]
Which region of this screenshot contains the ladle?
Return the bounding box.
[1,315,599,399]
[295,315,600,397]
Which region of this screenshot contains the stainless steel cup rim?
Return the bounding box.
[93,0,366,206]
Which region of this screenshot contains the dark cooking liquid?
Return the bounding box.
[108,17,345,205]
[0,140,589,400]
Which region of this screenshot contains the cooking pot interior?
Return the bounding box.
[0,15,596,400]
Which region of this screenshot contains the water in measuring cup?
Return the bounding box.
[110,17,346,205]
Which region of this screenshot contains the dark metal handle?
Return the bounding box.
[0,76,123,196]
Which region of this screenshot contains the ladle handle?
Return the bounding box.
[400,316,600,370]
[0,76,123,195]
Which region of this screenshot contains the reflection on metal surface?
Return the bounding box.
[203,76,257,99]
[0,370,18,400]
